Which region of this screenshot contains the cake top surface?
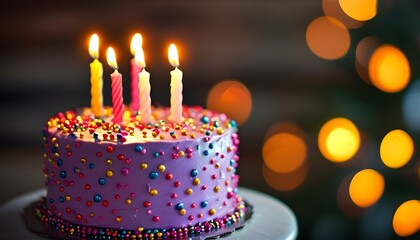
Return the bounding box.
[45,106,238,144]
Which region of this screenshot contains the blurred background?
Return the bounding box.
[1,0,419,239]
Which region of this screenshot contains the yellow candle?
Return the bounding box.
[135,48,151,123]
[168,44,183,123]
[89,34,103,117]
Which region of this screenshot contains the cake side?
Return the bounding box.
[42,106,241,230]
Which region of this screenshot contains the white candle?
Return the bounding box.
[135,48,151,123]
[168,43,183,123]
[129,33,143,112]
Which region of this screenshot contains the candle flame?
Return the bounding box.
[107,47,118,70]
[168,43,179,68]
[89,34,99,59]
[130,33,143,56]
[135,48,146,68]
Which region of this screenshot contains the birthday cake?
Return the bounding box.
[36,105,245,239]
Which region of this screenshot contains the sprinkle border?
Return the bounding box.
[33,197,248,239]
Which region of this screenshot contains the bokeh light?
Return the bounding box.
[207,80,252,125]
[368,44,411,93]
[349,169,384,208]
[380,129,414,169]
[263,132,307,173]
[355,36,380,84]
[338,0,377,21]
[322,0,364,29]
[306,16,350,60]
[318,117,360,162]
[262,122,308,191]
[262,162,308,192]
[337,175,364,219]
[402,80,420,132]
[392,200,420,237]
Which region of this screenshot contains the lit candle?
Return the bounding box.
[129,33,143,112]
[168,43,183,123]
[106,47,124,124]
[135,48,151,123]
[89,33,103,117]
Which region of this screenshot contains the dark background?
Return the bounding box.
[0,0,419,239]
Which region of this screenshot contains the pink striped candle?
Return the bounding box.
[106,47,124,124]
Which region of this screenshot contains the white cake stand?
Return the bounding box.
[0,187,297,240]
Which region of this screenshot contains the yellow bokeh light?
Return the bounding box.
[338,0,377,21]
[349,169,384,208]
[322,0,364,29]
[393,200,420,237]
[368,44,411,93]
[326,127,358,161]
[262,133,307,173]
[207,80,252,125]
[380,129,414,169]
[306,16,351,60]
[262,163,308,192]
[318,117,360,162]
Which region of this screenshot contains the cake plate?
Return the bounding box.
[0,187,297,240]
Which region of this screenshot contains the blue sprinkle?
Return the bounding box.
[196,145,200,150]
[117,133,123,139]
[51,147,57,153]
[203,150,209,156]
[94,194,102,202]
[93,133,98,139]
[229,120,237,128]
[200,116,209,124]
[191,169,198,177]
[175,203,184,210]
[98,178,106,185]
[200,201,208,208]
[153,152,160,158]
[134,145,143,152]
[73,167,79,173]
[170,131,175,136]
[68,133,77,139]
[89,163,95,169]
[209,143,215,149]
[213,121,219,128]
[230,159,235,166]
[60,171,67,178]
[59,196,64,203]
[205,131,211,136]
[150,171,159,179]
[49,198,54,204]
[56,159,63,167]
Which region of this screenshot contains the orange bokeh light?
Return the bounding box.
[262,162,308,192]
[263,132,307,173]
[368,44,411,93]
[322,0,364,29]
[355,36,380,84]
[207,80,252,126]
[380,129,414,169]
[349,169,384,208]
[306,16,351,60]
[339,0,377,21]
[393,200,420,237]
[318,117,360,162]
